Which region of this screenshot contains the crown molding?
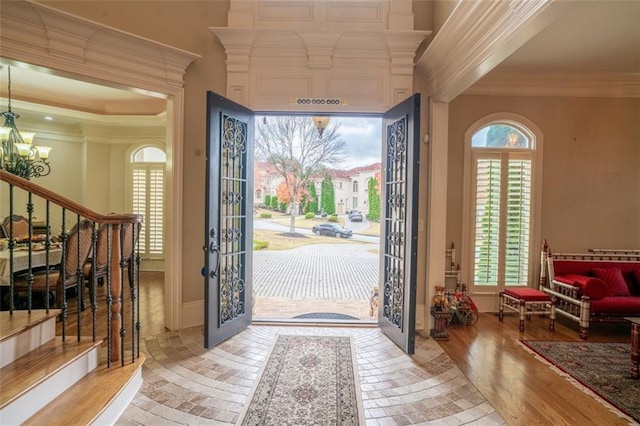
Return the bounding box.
[416,0,568,103]
[464,70,640,98]
[0,0,200,95]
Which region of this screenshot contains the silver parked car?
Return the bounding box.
[349,211,363,222]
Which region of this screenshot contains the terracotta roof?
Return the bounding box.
[309,168,350,180]
[347,163,381,174]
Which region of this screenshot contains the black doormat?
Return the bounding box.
[293,312,359,320]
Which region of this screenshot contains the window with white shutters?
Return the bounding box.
[131,147,166,259]
[465,121,539,291]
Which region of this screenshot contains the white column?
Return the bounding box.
[423,99,448,332]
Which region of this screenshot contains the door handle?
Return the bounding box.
[209,227,220,278]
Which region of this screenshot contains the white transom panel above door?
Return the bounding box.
[210,0,430,112]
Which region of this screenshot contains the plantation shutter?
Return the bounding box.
[471,152,533,288]
[132,164,165,258]
[132,168,147,253]
[473,156,501,286]
[148,167,164,255]
[504,157,531,286]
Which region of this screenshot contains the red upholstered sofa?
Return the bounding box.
[539,241,640,339]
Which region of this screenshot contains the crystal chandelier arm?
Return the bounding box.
[1,66,51,179]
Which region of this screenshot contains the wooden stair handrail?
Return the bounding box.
[0,170,142,224]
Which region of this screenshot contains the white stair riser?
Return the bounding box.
[0,317,56,369]
[0,345,100,425]
[93,366,143,425]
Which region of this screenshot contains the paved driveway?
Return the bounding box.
[252,243,379,300]
[254,217,379,244]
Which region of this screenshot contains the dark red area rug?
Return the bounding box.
[521,340,639,423]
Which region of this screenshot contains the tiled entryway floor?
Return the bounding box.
[117,325,504,425]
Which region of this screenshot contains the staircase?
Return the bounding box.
[0,310,144,425]
[1,169,146,425]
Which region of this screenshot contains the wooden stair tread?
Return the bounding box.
[23,354,146,426]
[0,309,61,343]
[0,336,102,408]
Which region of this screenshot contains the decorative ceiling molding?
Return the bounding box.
[0,0,200,95]
[416,0,568,103]
[464,71,640,98]
[212,0,429,111]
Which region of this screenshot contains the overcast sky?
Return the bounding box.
[332,116,382,169]
[257,115,382,169]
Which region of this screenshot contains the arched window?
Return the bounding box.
[256,189,262,199]
[463,115,543,292]
[131,146,166,260]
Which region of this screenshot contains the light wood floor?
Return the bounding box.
[440,313,632,425]
[62,272,634,425]
[55,270,167,341]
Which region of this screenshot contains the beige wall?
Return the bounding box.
[109,144,131,214]
[447,95,640,262]
[86,142,111,213]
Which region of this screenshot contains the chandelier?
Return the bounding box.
[0,66,52,179]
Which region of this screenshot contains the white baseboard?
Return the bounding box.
[416,304,425,331]
[181,299,204,329]
[139,259,164,272]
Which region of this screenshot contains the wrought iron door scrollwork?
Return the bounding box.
[387,119,407,161]
[383,114,409,329]
[223,190,243,205]
[220,263,245,323]
[222,114,247,164]
[222,227,243,243]
[383,266,404,327]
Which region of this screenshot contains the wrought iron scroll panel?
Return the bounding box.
[219,113,247,326]
[383,116,408,329]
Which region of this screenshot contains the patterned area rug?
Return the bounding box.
[521,340,639,423]
[239,335,363,425]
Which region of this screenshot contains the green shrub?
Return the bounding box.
[304,212,315,219]
[270,197,278,209]
[253,240,269,250]
[328,214,338,222]
[279,202,287,212]
[259,213,272,219]
[264,195,271,207]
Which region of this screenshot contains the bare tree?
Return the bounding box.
[256,116,347,233]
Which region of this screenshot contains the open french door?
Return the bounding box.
[204,92,254,348]
[378,94,421,355]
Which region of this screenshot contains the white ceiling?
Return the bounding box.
[0,1,638,126]
[492,1,640,74]
[0,63,166,126]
